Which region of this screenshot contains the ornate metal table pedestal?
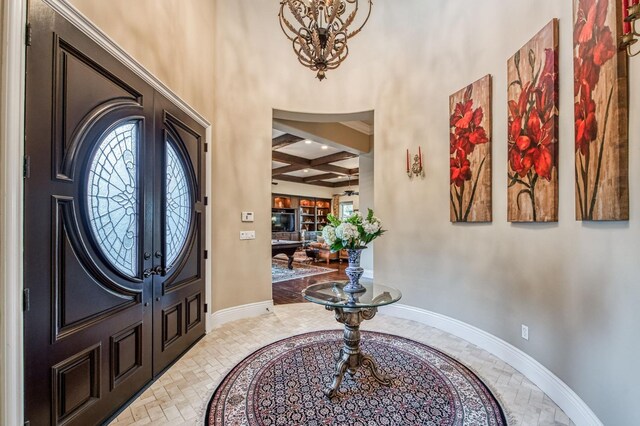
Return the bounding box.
[324,305,391,398]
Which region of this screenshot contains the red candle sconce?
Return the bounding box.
[406,147,425,179]
[620,0,640,57]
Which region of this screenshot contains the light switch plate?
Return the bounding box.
[240,231,256,240]
[241,212,254,222]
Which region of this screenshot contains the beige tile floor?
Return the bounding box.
[109,303,574,425]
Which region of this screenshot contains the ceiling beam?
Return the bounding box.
[273,175,335,188]
[272,164,306,175]
[272,151,309,166]
[314,164,353,175]
[333,179,359,188]
[272,134,304,150]
[309,151,357,166]
[303,173,340,183]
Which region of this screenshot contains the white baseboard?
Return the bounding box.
[209,300,274,329]
[362,269,374,279]
[379,304,602,426]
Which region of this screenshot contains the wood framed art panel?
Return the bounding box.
[507,19,559,223]
[449,74,492,223]
[573,0,629,221]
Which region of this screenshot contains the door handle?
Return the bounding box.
[143,265,171,278]
[143,267,156,278]
[143,266,164,278]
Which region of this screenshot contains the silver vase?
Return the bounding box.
[344,248,365,293]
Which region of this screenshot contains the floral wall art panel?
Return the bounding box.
[450,75,492,223]
[574,0,629,221]
[507,19,559,223]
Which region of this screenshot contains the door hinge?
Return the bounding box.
[204,143,208,153]
[204,250,208,259]
[204,303,208,313]
[23,155,31,178]
[204,196,208,206]
[25,23,32,46]
[23,288,30,312]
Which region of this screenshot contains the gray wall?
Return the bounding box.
[212,1,639,424]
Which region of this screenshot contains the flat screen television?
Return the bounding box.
[272,211,295,232]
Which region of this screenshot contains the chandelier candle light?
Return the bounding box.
[621,0,640,56]
[278,0,373,80]
[322,209,384,293]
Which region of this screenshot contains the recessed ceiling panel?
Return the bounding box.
[331,157,359,169]
[324,177,353,183]
[278,140,341,159]
[272,161,289,169]
[284,169,325,178]
[272,129,286,139]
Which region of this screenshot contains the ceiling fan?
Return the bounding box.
[337,175,359,197]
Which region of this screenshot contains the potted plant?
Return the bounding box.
[322,208,384,292]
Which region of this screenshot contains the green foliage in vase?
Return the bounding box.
[321,208,385,251]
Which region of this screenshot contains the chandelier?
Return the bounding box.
[278,0,373,81]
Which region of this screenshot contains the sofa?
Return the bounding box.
[306,242,349,264]
[306,242,338,264]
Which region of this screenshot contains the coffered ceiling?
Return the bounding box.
[271,132,359,188]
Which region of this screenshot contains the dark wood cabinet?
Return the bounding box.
[272,194,332,240]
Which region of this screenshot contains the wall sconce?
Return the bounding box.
[406,147,425,178]
[621,0,639,57]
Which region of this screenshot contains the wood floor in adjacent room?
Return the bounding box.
[272,261,348,305]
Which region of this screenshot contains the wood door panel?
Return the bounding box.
[109,323,143,390]
[164,113,203,200]
[153,95,206,375]
[161,302,183,350]
[185,292,202,332]
[51,343,101,425]
[25,1,155,424]
[163,212,202,292]
[53,35,143,182]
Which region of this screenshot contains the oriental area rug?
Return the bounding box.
[205,330,507,425]
[271,259,334,283]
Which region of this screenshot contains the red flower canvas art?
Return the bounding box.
[573,0,629,221]
[507,20,559,222]
[449,75,492,222]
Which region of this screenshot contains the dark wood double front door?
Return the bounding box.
[23,1,207,424]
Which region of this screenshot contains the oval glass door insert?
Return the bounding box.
[165,140,192,267]
[87,121,139,277]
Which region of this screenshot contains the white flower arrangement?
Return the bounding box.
[322,208,385,251]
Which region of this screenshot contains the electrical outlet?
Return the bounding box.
[241,212,254,222]
[521,324,529,341]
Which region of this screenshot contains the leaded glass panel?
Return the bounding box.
[165,141,192,267]
[87,121,139,277]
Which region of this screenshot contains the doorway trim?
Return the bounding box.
[1,0,27,424]
[1,1,213,424]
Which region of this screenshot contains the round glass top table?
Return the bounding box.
[302,281,402,398]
